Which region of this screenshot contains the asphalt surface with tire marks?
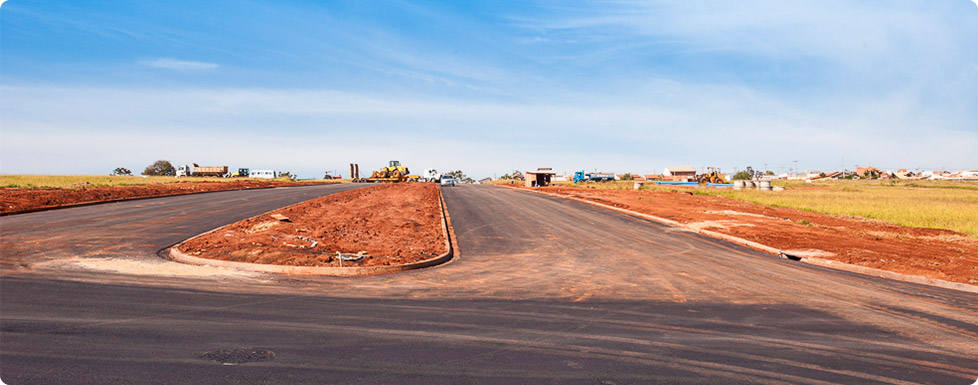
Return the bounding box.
[1,184,976,384]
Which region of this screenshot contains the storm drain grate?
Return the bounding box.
[200,348,276,364]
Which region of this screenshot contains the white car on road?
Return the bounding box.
[440,177,456,187]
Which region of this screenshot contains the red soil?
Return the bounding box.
[532,186,978,286]
[0,180,336,215]
[178,183,446,267]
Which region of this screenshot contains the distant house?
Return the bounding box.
[644,174,661,181]
[945,169,978,181]
[893,169,920,180]
[477,177,492,184]
[662,166,696,181]
[615,174,646,181]
[856,167,883,178]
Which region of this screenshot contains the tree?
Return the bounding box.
[142,160,175,176]
[442,170,475,184]
[621,173,634,181]
[731,171,753,180]
[111,167,132,176]
[445,170,465,181]
[863,169,881,179]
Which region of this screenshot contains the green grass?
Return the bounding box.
[552,179,978,237]
[0,175,284,189]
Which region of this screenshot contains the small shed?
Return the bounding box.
[662,166,696,181]
[525,168,557,187]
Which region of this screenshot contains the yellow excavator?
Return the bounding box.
[365,160,411,183]
[698,167,727,184]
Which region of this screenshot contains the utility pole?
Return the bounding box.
[793,160,798,175]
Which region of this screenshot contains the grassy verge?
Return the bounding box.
[548,179,978,237]
[0,175,298,189]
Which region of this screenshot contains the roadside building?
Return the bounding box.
[662,166,696,182]
[524,168,557,187]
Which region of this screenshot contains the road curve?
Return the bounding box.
[1,184,976,384]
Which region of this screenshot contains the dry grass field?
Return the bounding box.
[551,179,978,237]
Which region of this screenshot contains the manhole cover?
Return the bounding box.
[200,348,276,364]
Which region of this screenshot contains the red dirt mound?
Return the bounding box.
[532,186,978,286]
[178,183,446,267]
[0,180,335,215]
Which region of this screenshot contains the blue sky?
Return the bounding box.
[2,0,977,179]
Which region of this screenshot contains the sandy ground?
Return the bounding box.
[0,180,337,215]
[178,183,446,267]
[529,186,978,286]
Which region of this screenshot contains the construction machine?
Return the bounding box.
[698,167,727,184]
[353,160,411,183]
[230,168,250,177]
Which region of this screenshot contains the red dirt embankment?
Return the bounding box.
[0,180,336,215]
[178,183,446,267]
[533,186,978,286]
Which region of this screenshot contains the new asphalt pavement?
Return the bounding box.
[1,184,976,384]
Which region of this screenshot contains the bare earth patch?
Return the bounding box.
[532,186,978,286]
[178,183,446,268]
[0,180,337,215]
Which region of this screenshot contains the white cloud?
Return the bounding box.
[140,58,218,71]
[1,84,976,178]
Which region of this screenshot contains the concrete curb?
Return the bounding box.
[164,186,453,276]
[505,185,978,294]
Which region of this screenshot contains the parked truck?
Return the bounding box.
[176,164,229,177]
[573,171,615,183]
[422,168,442,182]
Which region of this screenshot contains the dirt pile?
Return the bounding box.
[0,180,335,215]
[533,186,978,286]
[178,183,446,267]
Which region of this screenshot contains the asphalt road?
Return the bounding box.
[1,184,977,384]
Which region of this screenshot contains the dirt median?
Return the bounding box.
[526,186,978,286]
[0,180,337,215]
[177,183,446,268]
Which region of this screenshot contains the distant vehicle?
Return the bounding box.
[250,170,277,179]
[361,160,410,183]
[176,164,229,177]
[573,171,615,183]
[230,168,250,177]
[423,168,442,182]
[440,177,456,187]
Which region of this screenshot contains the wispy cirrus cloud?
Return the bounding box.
[140,58,218,71]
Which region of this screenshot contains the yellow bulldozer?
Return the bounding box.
[698,167,728,184]
[356,160,412,183]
